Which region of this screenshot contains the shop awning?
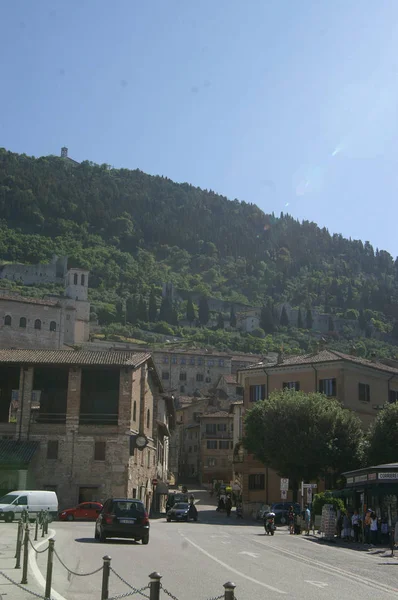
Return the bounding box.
[0,440,39,469]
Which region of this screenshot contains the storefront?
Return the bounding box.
[342,463,398,523]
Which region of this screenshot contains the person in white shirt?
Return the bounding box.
[370,512,378,546]
[351,510,361,543]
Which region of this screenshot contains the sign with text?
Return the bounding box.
[378,472,398,480]
[280,478,289,491]
[281,489,287,500]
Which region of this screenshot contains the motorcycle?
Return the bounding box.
[264,511,276,536]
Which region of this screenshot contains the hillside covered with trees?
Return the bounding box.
[1,147,398,357]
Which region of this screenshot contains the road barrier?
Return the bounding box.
[1,515,237,600]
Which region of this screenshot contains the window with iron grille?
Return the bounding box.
[248,474,265,490]
[179,372,187,381]
[319,378,337,397]
[389,390,398,404]
[358,383,370,402]
[207,440,217,449]
[283,381,300,391]
[196,373,204,382]
[249,384,266,402]
[206,424,217,434]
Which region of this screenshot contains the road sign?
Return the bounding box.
[281,489,287,500]
[302,483,317,489]
[280,478,289,491]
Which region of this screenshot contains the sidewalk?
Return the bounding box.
[303,530,398,557]
[0,521,51,600]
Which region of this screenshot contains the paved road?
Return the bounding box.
[32,490,398,600]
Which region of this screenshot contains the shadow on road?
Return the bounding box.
[75,537,139,545]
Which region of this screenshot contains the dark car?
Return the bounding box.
[166,502,191,522]
[59,502,103,522]
[166,493,189,512]
[95,498,150,544]
[270,502,301,525]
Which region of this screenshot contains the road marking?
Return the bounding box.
[305,581,328,588]
[180,534,286,595]
[239,551,259,558]
[248,536,398,596]
[28,529,67,600]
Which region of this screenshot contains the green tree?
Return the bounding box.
[368,403,398,465]
[328,316,334,331]
[358,309,367,331]
[280,306,289,327]
[230,305,237,328]
[216,312,224,329]
[159,296,173,324]
[115,299,125,323]
[186,296,196,326]
[137,295,148,322]
[297,308,303,329]
[260,302,275,333]
[305,307,313,329]
[148,289,158,322]
[126,295,137,324]
[243,389,364,499]
[391,321,398,340]
[199,296,210,326]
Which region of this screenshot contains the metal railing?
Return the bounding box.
[0,512,238,600]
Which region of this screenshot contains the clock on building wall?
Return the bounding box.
[129,433,148,454]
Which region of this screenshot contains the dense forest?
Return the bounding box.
[1,147,398,357]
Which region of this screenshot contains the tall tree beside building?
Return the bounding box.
[297,308,303,329]
[243,389,364,499]
[230,305,237,328]
[260,301,275,333]
[280,306,289,327]
[116,299,125,323]
[137,296,148,322]
[126,295,137,324]
[368,403,398,465]
[159,296,173,324]
[198,296,210,326]
[148,289,158,322]
[186,296,196,326]
[328,316,334,331]
[216,312,224,330]
[305,306,313,329]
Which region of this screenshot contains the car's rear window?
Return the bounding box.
[174,503,189,509]
[113,501,145,517]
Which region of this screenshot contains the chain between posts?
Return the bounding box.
[0,570,55,599]
[53,548,103,577]
[110,567,150,598]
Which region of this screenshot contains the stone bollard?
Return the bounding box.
[223,581,236,600]
[44,538,55,600]
[21,523,30,584]
[149,572,162,600]
[15,520,23,568]
[34,516,39,541]
[101,555,111,600]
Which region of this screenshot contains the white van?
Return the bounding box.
[0,490,58,522]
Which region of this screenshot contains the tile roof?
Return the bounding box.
[0,440,39,466]
[0,349,151,367]
[201,411,231,418]
[223,374,238,385]
[241,349,398,375]
[0,292,59,307]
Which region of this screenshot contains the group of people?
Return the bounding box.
[216,493,233,516]
[287,504,312,535]
[338,508,389,545]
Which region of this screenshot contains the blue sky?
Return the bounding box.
[2,1,398,257]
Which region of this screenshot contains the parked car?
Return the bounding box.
[270,502,301,525]
[95,498,150,544]
[0,490,58,523]
[166,502,191,522]
[59,502,103,521]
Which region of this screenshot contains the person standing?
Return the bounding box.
[370,512,378,546]
[288,506,295,535]
[364,509,372,544]
[225,495,232,517]
[352,510,361,543]
[305,505,311,536]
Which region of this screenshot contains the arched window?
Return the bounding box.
[4,315,11,326]
[19,317,27,328]
[133,401,137,421]
[34,319,41,330]
[147,409,150,429]
[81,274,85,286]
[73,273,78,285]
[50,321,56,332]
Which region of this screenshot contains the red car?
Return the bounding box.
[59,502,103,521]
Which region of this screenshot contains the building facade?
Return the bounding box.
[0,349,174,512]
[235,349,398,514]
[200,412,233,484]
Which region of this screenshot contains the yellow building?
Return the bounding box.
[235,349,398,515]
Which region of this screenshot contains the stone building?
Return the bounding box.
[0,255,68,286]
[153,349,232,396]
[200,411,233,485]
[0,266,90,349]
[234,349,398,515]
[0,349,174,512]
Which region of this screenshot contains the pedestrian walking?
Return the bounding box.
[304,505,311,536]
[364,509,372,544]
[370,512,378,546]
[342,512,351,541]
[352,510,361,543]
[288,505,295,535]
